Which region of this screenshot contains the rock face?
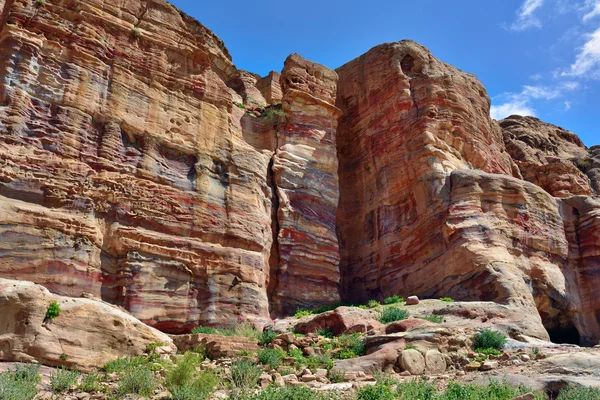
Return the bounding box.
[0,1,599,346]
[0,278,175,372]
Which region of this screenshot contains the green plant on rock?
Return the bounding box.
[261,107,287,124]
[131,27,142,39]
[379,307,409,324]
[475,347,502,356]
[294,309,312,318]
[334,333,365,358]
[35,0,45,7]
[146,341,165,353]
[240,385,338,400]
[102,355,149,373]
[78,373,103,393]
[473,329,507,350]
[50,367,79,394]
[357,382,396,400]
[167,352,203,389]
[422,314,444,324]
[315,327,334,339]
[258,348,286,369]
[230,359,262,391]
[167,352,218,400]
[258,329,277,346]
[367,300,380,308]
[396,378,438,400]
[440,297,455,302]
[45,300,61,320]
[383,295,404,305]
[328,370,345,383]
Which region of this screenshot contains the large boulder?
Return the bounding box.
[0,278,175,372]
[294,307,383,335]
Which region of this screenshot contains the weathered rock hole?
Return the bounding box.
[548,326,580,345]
[401,54,415,76]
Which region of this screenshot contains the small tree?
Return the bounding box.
[45,301,61,320]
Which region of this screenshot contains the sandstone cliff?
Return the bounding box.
[0,0,598,346]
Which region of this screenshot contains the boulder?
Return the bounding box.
[295,307,383,335]
[397,349,425,375]
[0,278,175,372]
[406,296,420,305]
[424,350,447,374]
[386,318,428,334]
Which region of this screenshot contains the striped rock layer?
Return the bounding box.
[0,0,598,345]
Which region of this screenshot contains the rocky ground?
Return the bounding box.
[2,298,599,400]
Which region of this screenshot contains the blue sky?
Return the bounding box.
[170,0,599,147]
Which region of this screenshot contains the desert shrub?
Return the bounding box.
[473,329,507,350]
[102,355,149,373]
[383,295,404,305]
[328,370,345,383]
[422,314,444,323]
[262,107,287,124]
[405,345,415,350]
[117,366,156,396]
[367,300,380,308]
[167,352,202,389]
[306,354,334,371]
[36,0,45,7]
[334,333,365,357]
[243,385,338,400]
[131,27,142,39]
[78,373,102,392]
[315,327,334,338]
[46,300,61,320]
[258,329,277,346]
[557,385,600,400]
[357,383,395,400]
[440,379,539,400]
[379,307,409,324]
[294,309,312,318]
[397,378,437,400]
[50,367,79,394]
[440,297,455,302]
[169,370,218,400]
[0,364,40,400]
[258,348,286,368]
[288,347,306,365]
[146,341,165,353]
[191,323,257,339]
[192,326,218,335]
[230,359,261,390]
[475,347,502,356]
[233,322,259,340]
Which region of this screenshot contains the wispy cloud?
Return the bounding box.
[490,83,579,120]
[564,101,572,110]
[562,27,600,78]
[509,0,545,31]
[583,1,600,21]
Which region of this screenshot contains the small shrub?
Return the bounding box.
[258,329,277,346]
[131,27,142,39]
[373,371,398,387]
[146,341,165,353]
[238,350,255,357]
[167,352,202,389]
[78,373,102,392]
[422,314,444,323]
[334,333,365,357]
[233,322,259,340]
[338,349,358,359]
[557,385,600,400]
[405,345,415,350]
[258,348,286,369]
[230,359,261,390]
[262,107,287,124]
[102,355,148,373]
[305,354,334,371]
[315,327,334,339]
[35,0,45,7]
[294,309,312,318]
[379,307,409,324]
[46,301,61,320]
[246,385,335,400]
[117,366,156,396]
[473,329,507,350]
[0,364,40,400]
[396,378,437,399]
[532,347,540,355]
[59,353,68,361]
[192,326,218,335]
[440,297,455,302]
[288,347,304,360]
[50,367,79,394]
[358,305,369,310]
[357,383,395,400]
[367,300,380,308]
[294,333,305,338]
[383,295,404,305]
[235,102,246,110]
[328,370,345,383]
[476,347,502,356]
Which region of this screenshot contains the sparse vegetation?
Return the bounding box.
[258,329,277,346]
[146,341,165,353]
[556,385,600,400]
[575,159,589,173]
[367,299,380,308]
[379,307,409,324]
[191,322,259,340]
[45,300,61,320]
[357,382,396,400]
[316,327,335,338]
[328,370,345,383]
[333,333,365,359]
[131,27,142,39]
[294,309,313,318]
[230,359,262,391]
[78,373,103,393]
[0,364,40,400]
[440,297,455,302]
[50,367,79,394]
[383,295,404,305]
[117,366,156,396]
[167,352,218,400]
[422,314,444,323]
[473,329,507,350]
[257,348,286,369]
[475,347,502,356]
[262,106,287,124]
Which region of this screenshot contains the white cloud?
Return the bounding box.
[510,0,545,31]
[564,101,572,110]
[490,83,579,120]
[530,73,543,81]
[562,27,600,78]
[583,1,600,21]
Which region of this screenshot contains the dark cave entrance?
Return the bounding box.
[547,326,581,345]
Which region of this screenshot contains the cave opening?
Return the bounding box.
[547,326,581,345]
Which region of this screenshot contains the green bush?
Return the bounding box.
[50,367,79,394]
[337,349,358,359]
[315,327,334,338]
[475,347,502,356]
[357,383,395,400]
[258,329,277,346]
[367,300,380,308]
[440,379,540,400]
[262,107,287,124]
[191,326,218,335]
[167,352,202,389]
[397,378,437,400]
[473,329,507,350]
[422,314,444,323]
[383,295,404,305]
[230,359,262,390]
[557,385,600,400]
[131,27,142,39]
[440,297,455,302]
[258,348,286,368]
[46,301,61,320]
[0,364,40,400]
[305,354,334,371]
[146,341,165,353]
[78,373,102,392]
[169,370,218,400]
[102,355,149,373]
[242,385,338,400]
[379,307,409,324]
[294,309,312,318]
[334,333,365,357]
[328,370,345,383]
[117,366,156,396]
